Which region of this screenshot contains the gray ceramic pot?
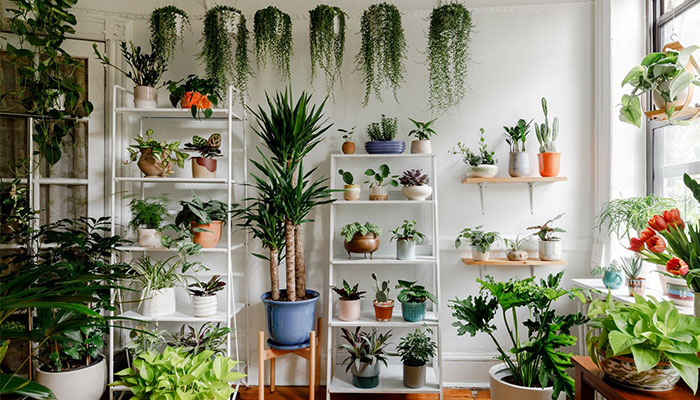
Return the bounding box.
[403,363,426,388]
[508,152,530,177]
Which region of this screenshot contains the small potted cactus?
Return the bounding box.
[339,126,356,154]
[183,133,222,178]
[407,117,437,154]
[338,169,360,201]
[332,280,366,322]
[371,273,394,321]
[534,97,561,177]
[188,275,226,317]
[399,169,432,201]
[504,234,529,261]
[364,164,398,201]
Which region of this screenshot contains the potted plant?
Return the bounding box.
[527,213,565,261]
[183,133,222,179]
[339,126,356,154]
[503,118,532,177]
[586,295,700,394]
[534,97,561,177]
[365,115,405,154]
[338,169,360,201]
[254,6,293,78]
[332,280,366,322]
[127,194,170,248]
[395,280,437,322]
[94,41,167,108]
[397,327,437,388]
[399,169,432,201]
[450,272,586,400]
[341,222,381,259]
[449,128,498,178]
[408,117,437,154]
[188,275,226,317]
[619,256,646,296]
[504,234,529,261]
[171,322,231,356]
[166,74,221,119]
[339,327,392,389]
[309,5,347,97]
[149,6,190,63]
[455,225,500,261]
[175,192,228,248]
[130,256,186,317]
[112,347,245,399]
[390,219,425,261]
[591,260,624,290]
[126,128,188,177]
[364,164,398,200]
[371,273,393,321]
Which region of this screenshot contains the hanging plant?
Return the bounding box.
[149,6,190,63]
[355,3,406,106]
[427,2,473,113]
[309,5,346,98]
[254,6,293,79]
[200,5,251,102]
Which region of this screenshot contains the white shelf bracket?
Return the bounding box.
[478,182,487,215]
[527,182,537,214]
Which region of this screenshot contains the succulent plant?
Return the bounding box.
[184,133,222,159]
[534,97,559,153]
[371,273,391,302]
[399,169,430,187]
[367,114,398,141]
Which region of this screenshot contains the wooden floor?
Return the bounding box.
[237,386,491,399]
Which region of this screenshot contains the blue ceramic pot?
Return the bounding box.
[602,271,623,289]
[262,289,319,349]
[401,301,426,322]
[365,141,405,154]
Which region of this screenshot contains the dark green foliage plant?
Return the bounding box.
[183,133,222,159]
[171,323,231,357]
[339,327,392,373]
[187,275,226,297]
[338,169,355,185]
[367,114,399,141]
[175,192,229,227]
[309,5,346,97]
[254,6,293,79]
[364,164,398,188]
[356,3,406,106]
[127,194,170,231]
[397,327,437,367]
[390,219,425,244]
[408,118,437,141]
[94,41,167,87]
[332,280,366,301]
[149,6,190,63]
[395,280,437,304]
[455,225,499,252]
[504,119,532,152]
[166,75,221,119]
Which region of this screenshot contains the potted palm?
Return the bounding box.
[591,260,624,290]
[450,272,587,400]
[341,222,381,259]
[397,327,437,388]
[365,115,405,154]
[371,273,394,321]
[455,225,500,261]
[332,280,366,322]
[364,164,398,200]
[338,169,360,201]
[528,213,565,261]
[127,194,170,248]
[188,275,226,317]
[534,97,561,177]
[504,119,532,177]
[399,169,432,201]
[449,128,498,178]
[390,219,425,261]
[166,74,220,119]
[504,234,529,261]
[408,117,437,154]
[130,256,186,317]
[183,133,222,178]
[126,128,188,177]
[175,192,228,248]
[339,327,392,389]
[339,126,356,154]
[395,280,437,322]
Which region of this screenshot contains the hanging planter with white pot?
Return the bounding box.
[188,275,226,317]
[399,169,432,201]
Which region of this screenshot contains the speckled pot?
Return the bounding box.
[598,349,680,392]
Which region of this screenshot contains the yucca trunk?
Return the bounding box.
[269,247,280,301]
[284,220,296,301]
[294,224,305,299]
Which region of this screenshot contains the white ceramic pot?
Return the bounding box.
[397,239,416,260]
[36,356,106,400]
[137,228,162,248]
[134,86,158,109]
[472,246,490,261]
[338,299,361,322]
[141,287,176,317]
[344,184,361,201]
[410,140,432,154]
[506,250,528,261]
[489,363,554,400]
[369,186,388,201]
[192,294,218,317]
[467,164,498,178]
[191,157,217,179]
[538,239,562,261]
[652,81,690,110]
[401,185,433,201]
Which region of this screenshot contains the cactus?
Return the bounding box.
[371,273,391,303]
[534,97,559,153]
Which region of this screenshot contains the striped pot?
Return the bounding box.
[598,350,680,392]
[666,277,694,307]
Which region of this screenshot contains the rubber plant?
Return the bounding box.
[149,5,190,63]
[355,3,407,106]
[309,4,347,97]
[200,5,251,102]
[254,6,293,79]
[427,2,473,112]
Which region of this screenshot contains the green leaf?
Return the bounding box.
[641,52,665,66]
[630,344,660,372]
[621,65,644,86]
[619,94,642,127]
[676,45,699,68]
[669,71,692,101]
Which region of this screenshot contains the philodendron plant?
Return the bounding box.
[455,225,500,253]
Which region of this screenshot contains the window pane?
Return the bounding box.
[660,173,700,220]
[660,3,700,46]
[0,117,28,177]
[39,184,87,225]
[664,0,692,13]
[654,121,700,167]
[39,121,88,179]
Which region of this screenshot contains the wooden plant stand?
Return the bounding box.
[258,318,322,400]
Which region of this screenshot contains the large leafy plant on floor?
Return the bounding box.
[309,5,347,98]
[449,272,587,400]
[254,6,293,79]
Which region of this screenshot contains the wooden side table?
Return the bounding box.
[573,356,696,400]
[258,318,322,400]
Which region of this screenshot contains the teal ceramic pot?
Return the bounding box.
[602,271,623,289]
[401,301,426,322]
[351,362,380,389]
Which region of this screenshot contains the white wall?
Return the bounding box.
[76,0,596,387]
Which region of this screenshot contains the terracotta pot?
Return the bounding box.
[373,299,394,321]
[403,363,426,388]
[343,184,361,201]
[401,185,432,201]
[626,277,646,296]
[192,157,217,178]
[369,186,388,201]
[338,299,361,322]
[344,233,379,259]
[137,228,162,248]
[136,148,171,177]
[134,86,157,109]
[36,356,106,400]
[181,91,212,109]
[466,164,498,178]
[489,363,553,400]
[598,348,680,392]
[192,294,217,317]
[506,250,528,261]
[537,152,561,177]
[410,140,432,154]
[190,220,223,248]
[341,142,356,154]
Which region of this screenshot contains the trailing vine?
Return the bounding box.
[254,6,293,79]
[355,3,406,106]
[200,5,251,102]
[149,6,190,63]
[427,2,473,113]
[309,5,346,98]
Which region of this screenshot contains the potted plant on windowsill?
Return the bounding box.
[408,117,437,154]
[528,213,565,261]
[399,169,432,201]
[127,194,170,248]
[339,126,356,154]
[188,275,226,317]
[130,256,187,317]
[126,128,188,177]
[338,169,360,201]
[365,114,405,154]
[390,219,425,261]
[332,280,366,322]
[591,260,624,290]
[534,97,561,177]
[364,164,398,200]
[339,327,392,389]
[397,327,437,388]
[395,280,437,323]
[504,118,532,177]
[175,192,228,248]
[504,234,529,261]
[619,256,646,296]
[450,128,498,178]
[341,222,381,259]
[371,273,393,321]
[166,74,220,119]
[183,133,222,179]
[455,225,499,261]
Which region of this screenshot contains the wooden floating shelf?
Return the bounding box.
[461,257,568,266]
[461,176,567,184]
